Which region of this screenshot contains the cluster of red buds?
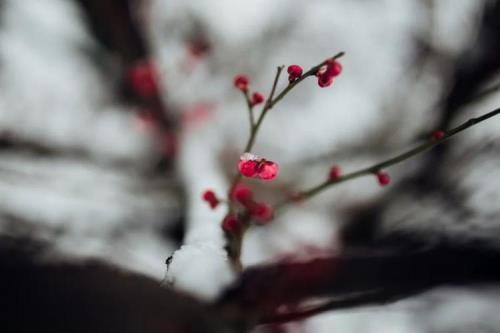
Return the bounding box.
[197,50,500,276]
[233,75,266,107]
[214,54,395,240]
[231,183,273,222]
[202,190,220,209]
[221,184,273,233]
[238,153,279,181]
[316,58,342,88]
[328,164,391,186]
[204,183,273,233]
[217,58,346,235]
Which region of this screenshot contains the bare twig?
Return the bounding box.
[243,65,284,153]
[274,107,500,213]
[225,52,500,271]
[224,54,346,270]
[243,90,255,129]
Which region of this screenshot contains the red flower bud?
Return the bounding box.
[329,165,342,181]
[376,171,390,186]
[251,92,265,106]
[318,74,334,88]
[250,202,273,222]
[222,214,240,233]
[256,160,279,180]
[316,59,342,88]
[316,64,328,77]
[233,74,249,92]
[287,64,303,82]
[231,183,253,204]
[325,59,342,77]
[431,130,445,141]
[128,60,159,98]
[238,153,279,181]
[202,190,219,209]
[238,159,258,177]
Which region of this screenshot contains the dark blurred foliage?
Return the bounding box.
[218,240,500,325]
[75,0,186,244]
[0,236,229,333]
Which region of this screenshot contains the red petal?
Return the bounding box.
[326,59,342,77]
[238,160,258,177]
[258,161,279,180]
[318,74,334,88]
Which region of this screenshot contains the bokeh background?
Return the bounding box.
[1,0,500,332]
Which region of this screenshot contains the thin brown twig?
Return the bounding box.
[243,65,284,153]
[274,106,500,213]
[227,66,285,199]
[243,90,255,128]
[223,50,500,281]
[225,66,285,270]
[224,53,346,270]
[267,51,345,110]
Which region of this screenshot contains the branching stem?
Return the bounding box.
[274,107,500,213]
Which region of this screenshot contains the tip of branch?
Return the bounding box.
[333,51,345,59]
